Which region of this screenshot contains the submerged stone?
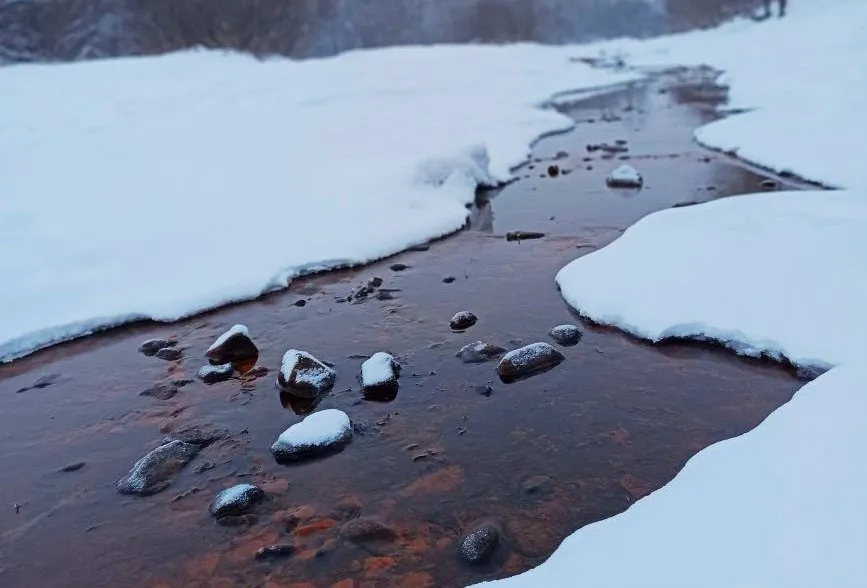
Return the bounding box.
[138,339,175,356]
[116,440,199,496]
[456,341,507,364]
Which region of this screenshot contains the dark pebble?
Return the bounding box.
[155,347,182,361]
[255,544,295,560]
[59,461,85,473]
[442,276,456,284]
[138,339,175,356]
[450,311,478,331]
[294,299,307,307]
[389,263,410,272]
[458,522,500,564]
[140,383,179,401]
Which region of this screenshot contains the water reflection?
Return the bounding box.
[2,0,769,63]
[279,388,327,415]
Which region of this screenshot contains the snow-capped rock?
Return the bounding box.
[271,409,352,462]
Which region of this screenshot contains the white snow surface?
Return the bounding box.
[361,352,398,388]
[581,0,867,189]
[274,409,351,448]
[605,164,642,187]
[470,361,867,587]
[0,44,635,362]
[206,324,249,352]
[557,190,867,369]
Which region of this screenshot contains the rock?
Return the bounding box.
[140,383,179,401]
[208,483,265,518]
[244,365,270,378]
[442,276,456,284]
[198,363,234,384]
[554,150,569,160]
[546,164,560,177]
[15,373,64,393]
[761,179,779,189]
[294,299,307,307]
[255,544,295,560]
[389,263,410,272]
[277,350,337,398]
[606,164,643,188]
[155,347,183,361]
[138,339,175,356]
[505,231,545,242]
[170,424,229,447]
[408,244,430,252]
[458,522,500,564]
[360,352,401,395]
[449,311,478,331]
[456,341,507,364]
[194,461,216,474]
[271,409,353,462]
[548,324,583,347]
[341,517,396,542]
[474,385,494,397]
[205,324,258,365]
[59,461,85,472]
[497,343,565,381]
[522,475,553,495]
[116,440,200,496]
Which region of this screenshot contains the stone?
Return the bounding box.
[458,522,500,564]
[606,164,643,188]
[16,373,64,393]
[138,339,175,356]
[116,440,200,496]
[140,383,179,400]
[505,231,545,242]
[170,424,229,447]
[209,483,265,518]
[456,341,507,364]
[206,324,258,365]
[277,350,336,398]
[449,311,478,331]
[521,475,553,496]
[255,544,295,560]
[389,263,410,272]
[546,164,560,177]
[155,347,183,361]
[271,409,353,462]
[497,343,565,381]
[548,324,583,347]
[198,363,234,384]
[442,276,456,284]
[59,461,85,473]
[360,352,401,394]
[341,517,397,542]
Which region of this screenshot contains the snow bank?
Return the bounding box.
[583,0,867,189]
[470,361,867,587]
[0,44,635,362]
[556,190,867,369]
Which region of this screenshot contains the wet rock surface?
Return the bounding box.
[208,483,265,518]
[449,311,478,331]
[456,341,507,364]
[206,324,258,366]
[458,522,500,564]
[497,343,566,381]
[254,543,296,560]
[15,373,65,393]
[155,347,183,361]
[198,363,234,384]
[549,324,584,346]
[59,461,85,473]
[116,440,200,496]
[139,383,179,400]
[505,231,545,242]
[277,350,337,398]
[138,339,175,356]
[340,517,397,542]
[271,409,353,462]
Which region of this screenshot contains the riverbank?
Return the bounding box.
[0,71,808,588]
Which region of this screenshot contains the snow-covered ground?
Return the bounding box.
[557,190,867,369]
[0,44,635,362]
[482,1,867,587]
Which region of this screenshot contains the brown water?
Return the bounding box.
[0,72,807,588]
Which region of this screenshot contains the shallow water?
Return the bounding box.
[0,73,807,587]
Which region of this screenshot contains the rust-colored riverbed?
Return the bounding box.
[0,71,806,588]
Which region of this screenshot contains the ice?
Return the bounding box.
[0,44,636,362]
[469,362,867,587]
[578,0,867,190]
[206,324,249,353]
[605,164,642,188]
[360,352,399,388]
[273,409,352,448]
[557,191,867,370]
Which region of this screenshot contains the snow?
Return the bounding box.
[579,0,867,190]
[279,349,336,391]
[207,324,249,353]
[360,352,398,388]
[605,164,642,188]
[273,409,352,448]
[557,190,867,370]
[0,44,636,363]
[469,362,867,587]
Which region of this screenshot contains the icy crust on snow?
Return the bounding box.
[470,362,867,587]
[207,324,249,353]
[271,409,353,458]
[579,0,867,189]
[556,191,867,369]
[0,44,636,363]
[361,352,399,388]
